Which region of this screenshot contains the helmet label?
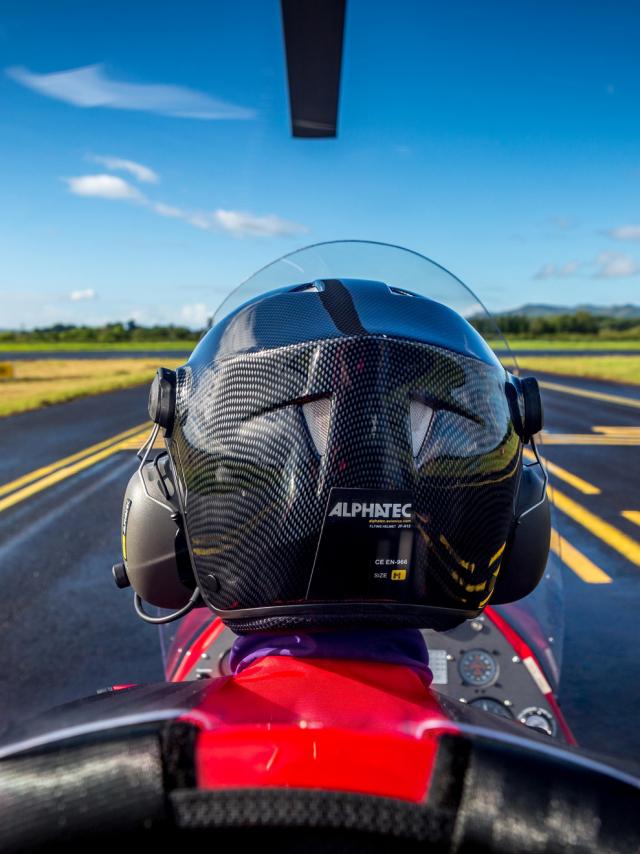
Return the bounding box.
[328,501,412,520]
[307,488,415,600]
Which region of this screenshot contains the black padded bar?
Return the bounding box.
[281,0,346,138]
[0,732,167,851]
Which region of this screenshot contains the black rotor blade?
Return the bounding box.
[281,0,346,138]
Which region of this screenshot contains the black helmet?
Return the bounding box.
[118,243,549,632]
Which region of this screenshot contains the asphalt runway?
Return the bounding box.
[0,387,164,731]
[0,374,638,760]
[523,371,640,759]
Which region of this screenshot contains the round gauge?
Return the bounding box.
[519,706,556,737]
[458,649,499,687]
[469,697,513,720]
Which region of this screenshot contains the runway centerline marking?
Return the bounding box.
[0,422,148,499]
[550,528,612,584]
[539,380,640,410]
[0,424,151,514]
[622,511,640,529]
[550,487,640,567]
[525,448,600,495]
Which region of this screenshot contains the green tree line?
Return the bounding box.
[471,311,640,338]
[2,312,639,343]
[0,321,201,344]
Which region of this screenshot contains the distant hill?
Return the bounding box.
[500,303,640,319]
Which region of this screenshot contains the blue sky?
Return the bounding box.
[1,0,640,328]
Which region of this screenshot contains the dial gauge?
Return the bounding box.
[519,706,556,737]
[458,649,499,687]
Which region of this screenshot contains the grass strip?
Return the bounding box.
[516,355,640,386]
[0,358,179,417]
[487,338,640,351]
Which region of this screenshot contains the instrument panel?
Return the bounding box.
[422,615,561,739]
[182,612,565,742]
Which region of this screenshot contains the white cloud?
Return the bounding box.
[603,225,640,241]
[89,155,158,183]
[7,64,255,120]
[212,209,308,238]
[593,252,640,278]
[65,174,143,201]
[152,202,307,238]
[533,263,555,280]
[70,289,96,301]
[549,216,575,231]
[62,163,308,239]
[533,260,581,279]
[180,303,211,329]
[152,202,184,218]
[187,212,213,230]
[536,254,640,280]
[560,260,581,275]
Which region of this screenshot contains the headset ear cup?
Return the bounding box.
[148,368,176,436]
[505,378,525,439]
[521,376,544,442]
[119,455,196,609]
[491,463,551,604]
[505,374,544,443]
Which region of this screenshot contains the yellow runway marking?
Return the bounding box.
[0,424,152,514]
[592,426,640,437]
[524,448,600,494]
[0,422,148,499]
[117,432,164,450]
[550,528,612,584]
[550,487,640,567]
[622,510,640,528]
[540,433,640,446]
[539,380,640,410]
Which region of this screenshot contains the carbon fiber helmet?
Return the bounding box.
[117,243,549,632]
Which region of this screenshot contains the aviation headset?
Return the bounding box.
[113,366,550,626]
